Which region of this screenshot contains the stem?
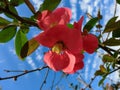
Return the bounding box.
[40,68,49,90]
[24,0,36,14]
[98,44,113,56]
[0,66,48,80]
[108,67,120,75]
[0,7,38,27]
[114,1,117,17]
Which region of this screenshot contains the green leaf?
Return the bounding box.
[102,54,115,63]
[106,17,118,26]
[0,17,11,29]
[103,38,120,46]
[83,17,98,32]
[67,23,74,28]
[5,6,18,19]
[116,0,120,4]
[112,29,120,38]
[15,30,28,59]
[20,38,39,59]
[0,25,16,43]
[103,17,120,33]
[39,0,61,11]
[94,70,105,76]
[9,0,24,6]
[98,75,107,86]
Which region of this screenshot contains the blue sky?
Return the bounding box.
[0,0,120,90]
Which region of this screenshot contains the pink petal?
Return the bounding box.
[62,51,76,73]
[63,53,84,74]
[83,34,98,54]
[44,51,69,71]
[37,10,52,30]
[53,7,72,24]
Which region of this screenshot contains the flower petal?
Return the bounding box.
[37,8,71,30]
[63,53,84,74]
[83,34,98,53]
[74,16,84,30]
[64,28,83,53]
[34,25,69,48]
[62,51,76,73]
[37,10,52,30]
[44,51,69,71]
[53,7,72,24]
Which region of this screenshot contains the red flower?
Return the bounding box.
[37,7,72,30]
[74,16,98,54]
[82,33,98,53]
[34,25,83,54]
[34,24,84,73]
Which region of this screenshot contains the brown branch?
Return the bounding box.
[108,67,120,75]
[98,44,113,56]
[24,0,36,14]
[0,66,48,81]
[0,7,38,27]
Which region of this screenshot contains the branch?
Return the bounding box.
[0,7,38,27]
[24,0,36,14]
[0,66,48,81]
[98,44,114,56]
[108,67,120,75]
[40,68,49,90]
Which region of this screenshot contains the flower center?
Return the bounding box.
[52,42,64,54]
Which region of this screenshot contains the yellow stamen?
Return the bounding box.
[52,43,63,54]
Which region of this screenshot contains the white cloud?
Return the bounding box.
[9,47,16,55]
[26,56,37,69]
[69,0,77,22]
[32,0,43,10]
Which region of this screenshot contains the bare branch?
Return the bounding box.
[0,66,48,81]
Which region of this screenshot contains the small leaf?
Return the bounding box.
[39,0,61,11]
[103,17,120,33]
[67,23,73,28]
[94,70,105,76]
[0,17,10,25]
[15,30,28,58]
[103,38,120,46]
[0,17,11,29]
[83,17,98,32]
[100,65,108,73]
[9,0,24,6]
[5,6,18,19]
[112,29,120,38]
[102,54,115,63]
[116,0,120,4]
[20,38,39,59]
[0,25,16,43]
[98,75,107,86]
[106,17,118,26]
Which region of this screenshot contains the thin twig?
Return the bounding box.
[51,72,56,90]
[24,0,36,14]
[98,44,113,56]
[0,66,48,81]
[40,68,49,90]
[108,67,120,75]
[114,1,117,17]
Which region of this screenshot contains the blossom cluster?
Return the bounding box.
[34,7,98,74]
